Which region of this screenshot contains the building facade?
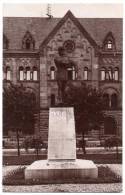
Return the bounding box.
[3,11,122,139]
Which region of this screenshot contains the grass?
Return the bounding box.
[3,165,122,185]
[3,153,122,165]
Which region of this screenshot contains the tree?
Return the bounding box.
[63,82,105,154]
[3,83,37,155]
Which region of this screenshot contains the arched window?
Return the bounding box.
[103,93,110,109]
[72,66,76,80]
[19,66,24,81]
[33,67,38,81]
[26,67,31,80]
[100,68,106,81]
[6,67,11,80]
[111,93,118,109]
[22,31,35,50]
[84,67,89,80]
[107,67,113,80]
[50,66,55,80]
[67,67,72,80]
[51,94,55,106]
[114,67,119,81]
[67,66,76,80]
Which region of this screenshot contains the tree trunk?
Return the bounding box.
[16,130,20,156]
[82,132,86,155]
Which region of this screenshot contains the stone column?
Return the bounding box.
[40,56,48,108]
[91,48,99,89]
[12,58,17,84]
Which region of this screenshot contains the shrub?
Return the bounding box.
[22,136,46,152]
[104,136,122,149]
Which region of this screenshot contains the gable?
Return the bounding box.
[40,10,97,50]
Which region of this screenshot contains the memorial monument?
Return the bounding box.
[25,47,98,182]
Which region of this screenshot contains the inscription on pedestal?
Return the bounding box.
[48,107,76,160]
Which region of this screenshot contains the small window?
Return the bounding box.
[101,68,106,81]
[22,31,35,50]
[107,40,112,49]
[25,39,31,50]
[84,67,88,80]
[67,68,72,80]
[67,66,76,80]
[107,67,113,80]
[114,68,119,81]
[103,32,116,51]
[6,67,11,80]
[50,66,55,80]
[26,67,31,80]
[19,67,24,81]
[72,66,76,80]
[33,67,38,81]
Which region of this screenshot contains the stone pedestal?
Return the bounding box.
[48,107,76,160]
[25,107,98,182]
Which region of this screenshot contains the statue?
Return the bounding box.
[54,47,76,104]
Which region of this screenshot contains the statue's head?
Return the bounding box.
[58,46,65,56]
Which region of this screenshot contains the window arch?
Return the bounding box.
[26,67,31,80]
[114,67,119,81]
[103,93,110,109]
[103,32,116,51]
[33,67,38,81]
[107,67,113,80]
[50,66,56,80]
[19,66,24,81]
[67,66,76,80]
[111,93,118,109]
[84,67,89,80]
[3,34,9,49]
[100,68,106,81]
[6,66,11,80]
[22,31,35,50]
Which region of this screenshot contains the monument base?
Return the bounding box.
[25,159,98,182]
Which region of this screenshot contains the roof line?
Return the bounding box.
[40,10,98,50]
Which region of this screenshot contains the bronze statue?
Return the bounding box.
[54,46,77,104]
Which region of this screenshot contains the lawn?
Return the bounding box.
[3,153,122,165]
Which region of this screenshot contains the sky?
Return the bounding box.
[3,3,123,18]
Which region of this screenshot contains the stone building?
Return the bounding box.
[3,10,122,139]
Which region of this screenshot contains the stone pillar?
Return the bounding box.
[91,49,99,89]
[40,56,48,108]
[12,58,17,84]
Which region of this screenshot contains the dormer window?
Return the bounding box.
[107,40,112,49]
[22,31,35,50]
[103,32,116,51]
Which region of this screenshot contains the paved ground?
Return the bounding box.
[3,183,122,193]
[3,164,122,193]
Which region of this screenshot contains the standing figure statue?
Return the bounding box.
[54,46,77,104]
